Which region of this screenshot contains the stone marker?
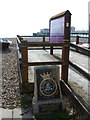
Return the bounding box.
[32,65,64,114]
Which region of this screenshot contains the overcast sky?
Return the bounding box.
[0,0,89,37]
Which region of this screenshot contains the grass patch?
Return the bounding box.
[15,97,32,108]
[8,104,15,109]
[35,110,69,120]
[8,97,32,109]
[20,98,32,107]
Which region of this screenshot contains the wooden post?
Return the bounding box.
[61,41,70,83]
[76,36,79,44]
[61,11,71,83]
[76,36,79,52]
[43,36,45,50]
[20,40,28,83]
[50,46,53,55]
[17,35,23,42]
[19,37,23,53]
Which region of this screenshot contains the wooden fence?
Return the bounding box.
[17,35,90,82]
[71,36,90,56]
[17,35,70,84]
[70,36,90,80]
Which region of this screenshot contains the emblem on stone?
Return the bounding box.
[40,78,57,97]
[39,72,58,97]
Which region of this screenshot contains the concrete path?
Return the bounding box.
[0,107,33,119]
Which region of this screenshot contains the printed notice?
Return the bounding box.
[50,17,64,43]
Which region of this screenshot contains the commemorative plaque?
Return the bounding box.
[32,65,64,114]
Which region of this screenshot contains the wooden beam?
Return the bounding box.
[71,36,90,39]
[70,43,90,56]
[18,35,46,38]
[61,43,69,83]
[69,61,90,80]
[50,46,53,55]
[19,42,69,48]
[60,80,90,119]
[20,41,28,83]
[43,36,45,50]
[61,11,71,84]
[22,60,69,66]
[76,36,79,44]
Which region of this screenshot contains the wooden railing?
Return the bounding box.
[71,35,90,44]
[70,36,90,80]
[70,36,90,56]
[16,35,90,117]
[17,35,70,84]
[17,35,90,44]
[17,35,90,83]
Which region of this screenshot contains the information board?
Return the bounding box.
[50,16,65,43]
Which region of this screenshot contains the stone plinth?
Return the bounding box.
[32,65,64,114]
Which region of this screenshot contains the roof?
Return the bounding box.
[50,10,71,20]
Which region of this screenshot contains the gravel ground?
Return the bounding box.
[2,39,21,108]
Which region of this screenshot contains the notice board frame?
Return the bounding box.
[49,10,71,43]
[49,10,71,83]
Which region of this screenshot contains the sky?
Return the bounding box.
[0,0,89,37]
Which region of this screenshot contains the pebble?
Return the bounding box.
[2,39,21,108]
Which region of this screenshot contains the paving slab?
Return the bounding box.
[13,108,22,119]
[2,108,13,119]
[1,107,34,120]
[13,107,33,119]
[0,108,2,120]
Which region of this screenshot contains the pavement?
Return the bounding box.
[0,107,34,120]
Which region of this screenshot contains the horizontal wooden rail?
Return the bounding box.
[69,61,90,80]
[60,80,90,119]
[18,35,90,39]
[71,36,90,39]
[19,42,69,48]
[17,35,47,38]
[22,61,69,66]
[70,43,90,56]
[27,47,62,50]
[17,35,90,40]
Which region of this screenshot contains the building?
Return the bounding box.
[33,28,49,36]
[71,26,75,33]
[40,29,49,34]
